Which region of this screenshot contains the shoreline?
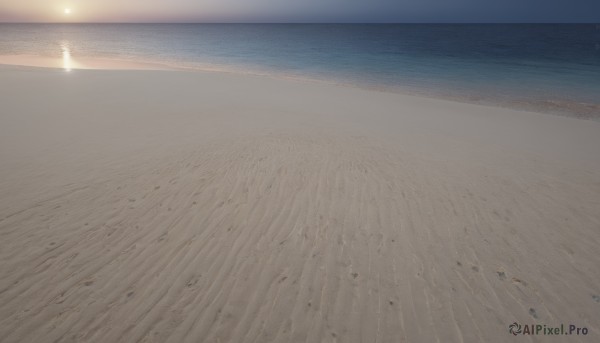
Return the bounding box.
[1,54,598,121]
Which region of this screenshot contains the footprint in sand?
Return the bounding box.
[511,277,528,287]
[496,270,507,281]
[186,275,201,287]
[529,308,538,319]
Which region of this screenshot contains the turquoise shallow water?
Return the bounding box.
[1,23,599,118]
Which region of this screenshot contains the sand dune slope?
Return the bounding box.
[0,67,599,342]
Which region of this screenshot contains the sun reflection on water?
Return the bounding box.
[61,42,72,71]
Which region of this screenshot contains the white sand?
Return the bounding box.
[0,65,599,342]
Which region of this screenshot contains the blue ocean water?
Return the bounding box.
[1,24,599,117]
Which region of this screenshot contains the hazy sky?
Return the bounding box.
[1,0,599,23]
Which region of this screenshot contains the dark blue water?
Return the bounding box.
[1,24,599,117]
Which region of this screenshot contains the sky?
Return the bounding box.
[1,0,599,23]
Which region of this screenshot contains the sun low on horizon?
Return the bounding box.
[58,6,79,21]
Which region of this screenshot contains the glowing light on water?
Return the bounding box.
[61,42,72,72]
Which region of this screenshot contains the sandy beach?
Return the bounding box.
[0,64,599,342]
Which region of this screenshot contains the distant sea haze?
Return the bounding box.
[1,23,599,118]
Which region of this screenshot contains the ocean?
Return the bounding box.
[1,23,599,118]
